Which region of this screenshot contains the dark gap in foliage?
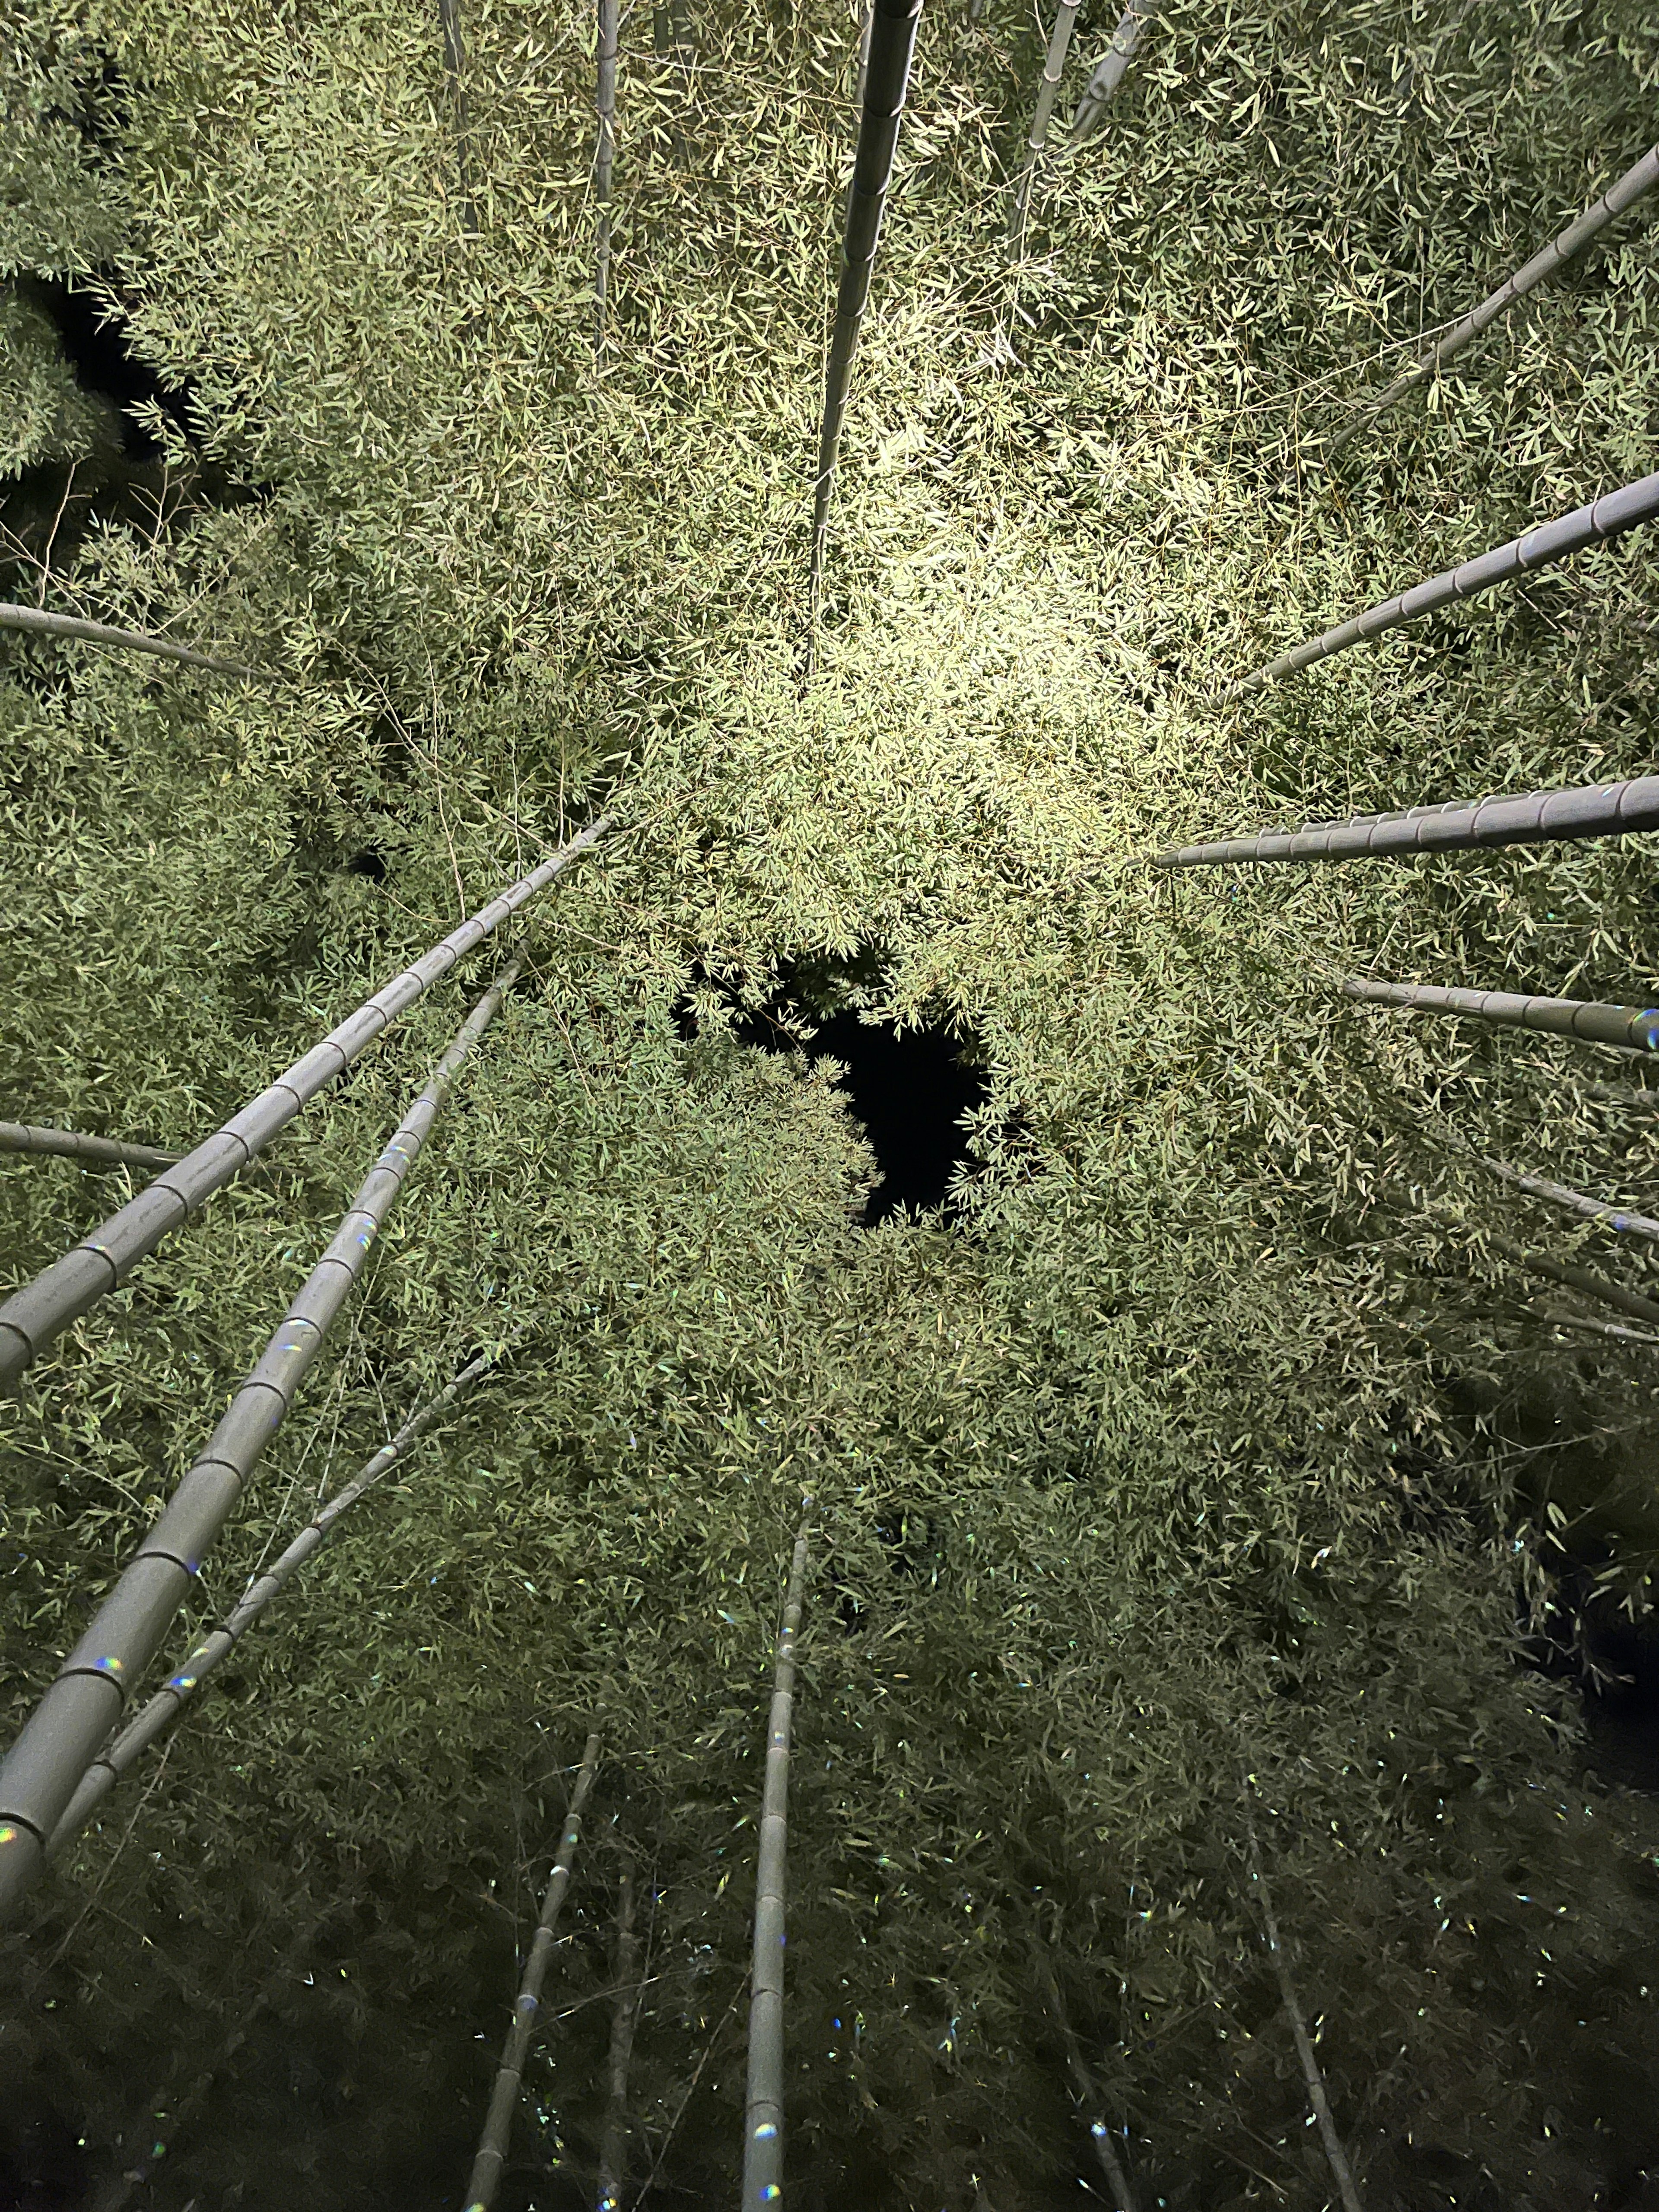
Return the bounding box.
[22,274,195,459]
[346,847,390,883]
[1523,1550,1659,1794]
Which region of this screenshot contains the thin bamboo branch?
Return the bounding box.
[1007,2,1081,248]
[809,0,924,602]
[1069,0,1157,142]
[0,1121,182,1171]
[1039,1958,1140,2212]
[594,0,620,348]
[1243,1824,1364,2212]
[1589,1081,1659,1112]
[1325,144,1659,467]
[1472,1153,1659,1243]
[43,1349,504,1862]
[741,1499,814,2211]
[0,966,523,1920]
[1489,1236,1659,1328]
[437,0,481,237]
[596,1856,643,2212]
[1238,467,1659,693]
[463,1733,603,2212]
[1152,771,1659,870]
[855,0,874,103]
[1340,974,1659,1057]
[0,816,609,1388]
[1527,1303,1659,1348]
[0,601,270,680]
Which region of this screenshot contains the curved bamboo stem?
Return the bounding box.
[0,816,609,1389]
[0,966,523,1919]
[809,0,924,603]
[1528,1304,1659,1348]
[1325,144,1659,467]
[463,1734,603,2212]
[1069,0,1156,142]
[0,601,270,680]
[1490,1236,1659,1329]
[1007,2,1081,249]
[1238,467,1659,694]
[1472,1153,1659,1244]
[741,1500,813,2212]
[1341,974,1659,1058]
[43,1348,504,1861]
[0,1121,182,1171]
[596,1856,644,2211]
[1152,772,1659,870]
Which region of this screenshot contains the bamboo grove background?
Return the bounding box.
[3,0,1659,2204]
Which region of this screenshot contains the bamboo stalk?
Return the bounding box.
[1238,467,1659,694]
[596,1856,644,2212]
[437,0,480,237]
[1527,1303,1659,1348]
[1040,1958,1140,2212]
[594,0,620,348]
[0,817,609,1389]
[1243,1825,1364,2212]
[741,1500,814,2212]
[1326,145,1659,467]
[1588,1081,1659,1112]
[43,1349,503,1862]
[0,1121,182,1171]
[1007,2,1082,248]
[0,966,522,1920]
[809,0,925,602]
[463,1733,603,2212]
[1069,0,1157,142]
[1340,974,1659,1058]
[1473,1153,1659,1243]
[1152,772,1659,870]
[1489,1235,1659,1328]
[0,601,270,680]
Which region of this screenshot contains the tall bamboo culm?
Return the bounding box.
[1237,467,1659,693]
[0,965,522,1919]
[0,817,608,1388]
[808,0,924,602]
[0,1121,182,1171]
[44,1349,502,1864]
[1472,1153,1659,1244]
[1243,1818,1365,2212]
[1041,1958,1140,2212]
[596,1854,644,2212]
[1007,2,1082,248]
[1069,0,1157,141]
[741,1500,813,2212]
[0,601,269,679]
[437,0,480,236]
[463,1733,603,2212]
[594,0,620,346]
[1325,143,1659,467]
[1341,974,1659,1056]
[1151,772,1659,871]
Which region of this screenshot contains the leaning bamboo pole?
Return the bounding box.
[1325,144,1659,467]
[0,1121,182,1171]
[596,1855,644,2212]
[1489,1235,1659,1329]
[0,601,269,680]
[808,0,925,601]
[0,965,521,1918]
[1006,1,1082,248]
[1238,467,1659,694]
[43,1349,502,1863]
[437,0,480,237]
[1341,975,1659,1057]
[1040,1958,1140,2212]
[1069,0,1157,141]
[464,1734,603,2212]
[1528,1304,1659,1348]
[741,1500,814,2212]
[594,0,620,346]
[1243,1823,1364,2212]
[0,817,608,1388]
[1151,771,1659,871]
[1472,1153,1659,1243]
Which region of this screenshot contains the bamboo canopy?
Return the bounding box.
[1473,1153,1659,1243]
[463,1733,602,2212]
[0,600,271,679]
[594,0,620,344]
[0,817,608,1389]
[1070,0,1157,142]
[1341,974,1659,1056]
[1490,1236,1659,1330]
[42,1348,502,1864]
[595,1853,643,2212]
[1325,143,1659,467]
[1151,772,1659,870]
[1006,2,1082,249]
[741,1500,813,2212]
[808,0,924,598]
[0,1120,183,1171]
[1237,467,1659,693]
[0,964,521,1919]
